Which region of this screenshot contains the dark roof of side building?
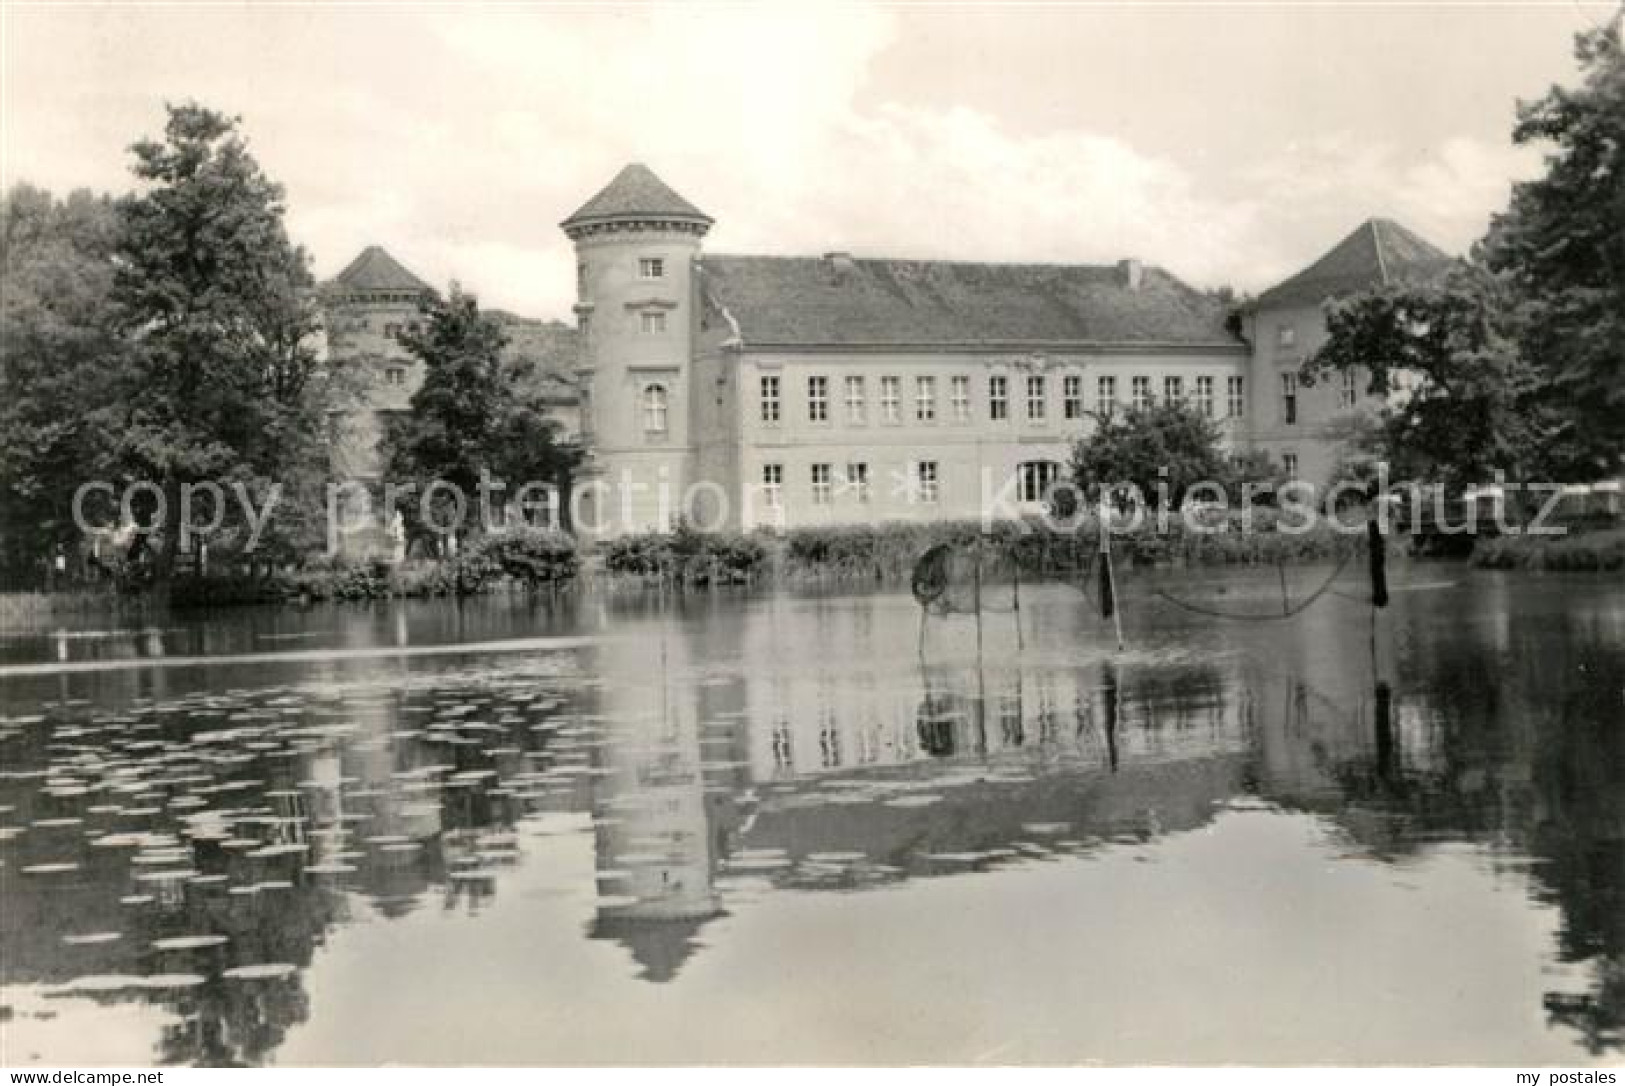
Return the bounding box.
[329,245,435,294]
[561,164,712,231]
[1255,219,1454,310]
[698,255,1239,348]
[488,313,582,404]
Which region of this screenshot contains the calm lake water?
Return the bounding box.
[1,565,1621,1066]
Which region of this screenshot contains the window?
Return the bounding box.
[384,322,402,340]
[1339,370,1358,409]
[642,384,669,435]
[1194,376,1215,418]
[989,375,1009,421]
[640,310,667,334]
[914,460,939,504]
[1278,324,1297,348]
[1063,375,1083,420]
[1026,375,1046,421]
[761,464,783,508]
[811,463,832,505]
[638,257,665,280]
[1097,375,1118,414]
[808,375,829,422]
[951,375,970,421]
[760,375,781,424]
[1017,461,1059,503]
[1227,375,1246,418]
[1282,452,1299,479]
[915,376,937,422]
[1164,376,1184,405]
[1131,375,1153,410]
[1280,373,1299,425]
[845,375,866,423]
[845,462,870,503]
[384,367,406,387]
[881,376,901,423]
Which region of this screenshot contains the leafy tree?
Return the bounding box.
[1479,16,1625,479]
[1070,401,1232,509]
[108,103,328,583]
[0,184,129,582]
[1301,264,1540,491]
[382,286,579,552]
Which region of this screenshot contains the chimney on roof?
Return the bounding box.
[824,251,855,283]
[1118,258,1144,292]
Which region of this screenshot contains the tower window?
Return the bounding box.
[642,384,669,435]
[1063,375,1083,420]
[760,375,781,424]
[1278,325,1297,348]
[1026,374,1046,421]
[807,375,829,422]
[915,376,937,422]
[639,257,665,280]
[1280,373,1299,425]
[640,311,667,334]
[989,375,1009,421]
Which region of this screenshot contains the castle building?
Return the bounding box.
[562,164,1454,538]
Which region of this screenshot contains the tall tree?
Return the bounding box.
[1301,265,1540,491]
[0,184,128,582]
[383,286,580,550]
[109,103,326,581]
[1479,16,1625,479]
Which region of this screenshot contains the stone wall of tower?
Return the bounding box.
[571,225,704,538]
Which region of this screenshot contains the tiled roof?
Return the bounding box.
[697,255,1238,348]
[330,245,434,294]
[561,164,712,231]
[492,313,581,403]
[1255,219,1453,309]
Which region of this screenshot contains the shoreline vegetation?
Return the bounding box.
[5,516,1620,624]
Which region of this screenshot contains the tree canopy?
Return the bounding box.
[1070,401,1233,509]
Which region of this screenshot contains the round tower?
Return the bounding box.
[561,164,713,538]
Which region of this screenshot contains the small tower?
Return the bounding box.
[562,164,713,538]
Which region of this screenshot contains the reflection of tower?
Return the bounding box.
[587,622,721,982]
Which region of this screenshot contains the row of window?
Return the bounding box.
[757,460,1060,508]
[758,373,1248,427]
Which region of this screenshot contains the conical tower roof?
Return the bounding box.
[561,164,712,236]
[330,245,434,293]
[1257,219,1453,309]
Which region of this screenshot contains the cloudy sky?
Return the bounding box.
[2,2,1613,316]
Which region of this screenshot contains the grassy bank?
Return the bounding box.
[1471,527,1625,572]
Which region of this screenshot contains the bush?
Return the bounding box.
[472,528,578,588]
[1472,528,1625,572]
[601,524,767,585]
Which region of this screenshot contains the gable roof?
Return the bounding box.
[697,255,1239,349]
[1255,219,1453,310]
[561,164,712,232]
[330,245,434,294]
